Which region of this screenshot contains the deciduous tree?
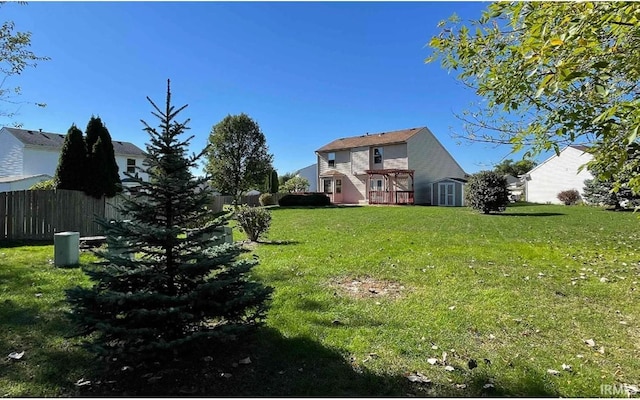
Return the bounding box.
[205,113,273,207]
[494,159,537,177]
[0,3,49,124]
[427,2,640,193]
[465,170,509,214]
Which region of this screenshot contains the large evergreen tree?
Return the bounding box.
[84,137,111,199]
[85,116,122,198]
[66,81,271,368]
[54,124,86,191]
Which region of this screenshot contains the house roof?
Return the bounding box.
[316,127,424,152]
[570,144,590,152]
[0,174,52,183]
[3,127,146,157]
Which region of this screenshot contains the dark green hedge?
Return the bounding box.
[278,193,331,207]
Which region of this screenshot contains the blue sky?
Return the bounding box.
[2,1,533,176]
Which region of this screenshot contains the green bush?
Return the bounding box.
[465,171,509,214]
[278,193,331,207]
[236,206,272,241]
[259,193,276,206]
[29,179,55,190]
[557,189,581,205]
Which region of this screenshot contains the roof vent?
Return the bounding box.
[28,130,34,134]
[39,128,43,132]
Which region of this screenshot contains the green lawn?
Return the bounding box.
[1,204,639,396]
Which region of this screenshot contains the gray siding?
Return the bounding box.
[350,147,369,175]
[432,179,464,207]
[407,128,466,205]
[382,143,408,170]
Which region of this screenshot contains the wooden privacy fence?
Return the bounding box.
[0,190,129,240]
[0,190,286,241]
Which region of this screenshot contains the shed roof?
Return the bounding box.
[3,127,146,156]
[316,127,424,152]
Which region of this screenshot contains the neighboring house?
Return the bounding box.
[0,174,52,192]
[505,174,525,201]
[294,163,318,192]
[523,145,593,204]
[0,127,147,192]
[315,126,467,205]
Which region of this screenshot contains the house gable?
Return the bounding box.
[525,146,593,204]
[0,128,25,177]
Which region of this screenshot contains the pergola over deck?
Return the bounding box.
[365,169,415,205]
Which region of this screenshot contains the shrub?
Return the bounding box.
[278,193,331,207]
[29,179,55,190]
[236,205,272,241]
[465,170,509,214]
[259,193,276,206]
[557,189,581,205]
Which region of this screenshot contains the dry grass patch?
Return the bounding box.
[330,276,408,300]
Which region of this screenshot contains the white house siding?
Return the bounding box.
[115,154,148,182]
[0,130,25,176]
[23,147,61,176]
[525,146,593,204]
[295,163,318,192]
[407,128,467,204]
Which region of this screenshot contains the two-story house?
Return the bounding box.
[0,127,148,192]
[316,127,467,205]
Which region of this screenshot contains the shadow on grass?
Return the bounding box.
[78,327,561,397]
[272,205,364,211]
[498,212,565,217]
[258,239,301,246]
[0,240,53,248]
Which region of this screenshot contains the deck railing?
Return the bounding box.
[368,190,414,205]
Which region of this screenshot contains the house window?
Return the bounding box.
[328,152,336,168]
[335,179,342,194]
[127,158,136,174]
[370,179,383,191]
[323,179,332,193]
[373,147,383,164]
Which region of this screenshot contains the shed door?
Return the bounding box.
[438,182,455,206]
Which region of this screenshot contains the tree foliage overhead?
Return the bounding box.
[54,124,86,191]
[427,2,640,193]
[205,113,273,205]
[493,159,537,177]
[0,3,49,123]
[66,80,271,368]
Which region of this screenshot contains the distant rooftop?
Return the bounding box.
[3,127,146,157]
[317,127,425,152]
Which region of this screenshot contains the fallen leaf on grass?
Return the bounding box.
[8,351,24,360]
[483,383,495,389]
[584,339,596,347]
[427,358,438,365]
[444,366,455,372]
[598,346,605,354]
[406,372,431,384]
[74,378,91,387]
[562,364,572,372]
[455,383,467,389]
[448,305,456,311]
[547,369,560,376]
[442,351,448,364]
[238,357,252,365]
[220,373,232,379]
